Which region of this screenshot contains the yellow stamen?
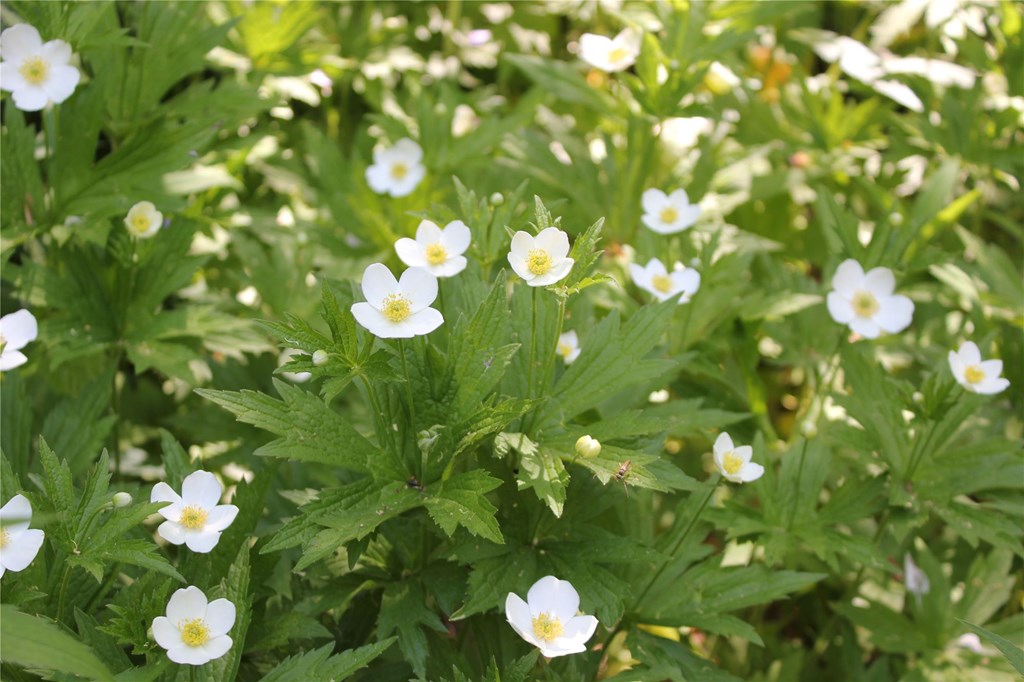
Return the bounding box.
[558,343,574,359]
[608,47,628,64]
[179,619,210,647]
[0,528,10,548]
[527,249,552,275]
[381,293,412,322]
[659,207,679,224]
[0,332,7,354]
[722,452,743,475]
[390,163,409,180]
[179,506,207,530]
[532,613,564,642]
[425,243,447,266]
[132,215,151,234]
[852,291,879,318]
[19,57,49,86]
[651,274,673,293]
[964,365,985,384]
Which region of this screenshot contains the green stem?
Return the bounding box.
[398,340,420,476]
[56,564,73,621]
[525,287,538,401]
[787,438,810,530]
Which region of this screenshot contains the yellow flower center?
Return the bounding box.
[532,613,564,642]
[852,291,879,318]
[0,332,7,354]
[964,365,985,384]
[19,56,49,86]
[131,215,152,234]
[558,342,574,359]
[179,619,210,647]
[0,527,10,548]
[722,452,743,475]
[381,293,412,322]
[527,249,552,275]
[390,162,409,180]
[179,505,207,530]
[425,243,447,265]
[651,274,673,293]
[608,47,628,64]
[659,206,679,224]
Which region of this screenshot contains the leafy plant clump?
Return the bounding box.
[1,2,1021,681]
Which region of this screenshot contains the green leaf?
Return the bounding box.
[498,433,569,517]
[377,581,446,678]
[258,639,396,682]
[0,604,114,681]
[425,470,504,544]
[956,619,1024,675]
[193,545,252,682]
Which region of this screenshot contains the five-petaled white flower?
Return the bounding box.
[152,586,235,666]
[641,189,701,235]
[948,341,1009,395]
[0,24,80,112]
[629,258,700,304]
[556,330,581,365]
[505,576,599,658]
[826,259,913,339]
[124,201,163,239]
[0,494,45,578]
[507,227,574,287]
[712,432,764,483]
[365,138,426,197]
[351,263,443,338]
[578,28,641,73]
[151,471,239,554]
[395,219,471,277]
[0,309,38,372]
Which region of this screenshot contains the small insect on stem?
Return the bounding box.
[406,476,426,492]
[614,460,632,497]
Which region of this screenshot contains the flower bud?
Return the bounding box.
[112,491,132,508]
[312,349,329,366]
[800,421,818,439]
[489,192,504,206]
[575,435,601,459]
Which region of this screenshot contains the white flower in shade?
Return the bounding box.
[578,28,641,73]
[124,201,163,239]
[350,263,443,338]
[505,576,599,658]
[903,553,929,605]
[556,330,581,364]
[948,341,1009,394]
[0,309,38,372]
[395,219,471,277]
[0,24,80,112]
[629,258,700,304]
[640,189,701,235]
[365,138,425,197]
[712,432,764,484]
[507,228,574,287]
[152,586,235,666]
[0,494,45,578]
[826,259,913,339]
[150,471,239,554]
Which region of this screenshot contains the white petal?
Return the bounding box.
[433,255,467,278]
[39,40,71,65]
[0,25,43,62]
[956,341,981,366]
[0,350,28,371]
[395,237,427,267]
[204,599,236,637]
[361,263,399,309]
[414,220,443,246]
[645,258,668,277]
[826,292,855,324]
[562,614,599,646]
[183,530,222,554]
[399,267,438,312]
[167,645,211,666]
[0,528,43,571]
[873,79,924,112]
[673,205,701,231]
[151,482,182,506]
[831,260,865,296]
[152,616,182,650]
[713,432,734,456]
[508,254,533,282]
[641,188,666,215]
[667,189,691,208]
[351,302,390,336]
[204,505,238,532]
[628,263,649,289]
[12,86,48,112]
[157,521,187,545]
[0,494,33,532]
[672,269,700,296]
[391,138,423,163]
[874,295,914,333]
[864,267,896,297]
[527,576,579,623]
[539,639,588,657]
[389,163,425,197]
[201,634,233,662]
[41,64,79,104]
[535,228,570,259]
[579,33,614,70]
[733,445,753,464]
[442,220,472,254]
[509,231,535,259]
[560,330,578,347]
[531,258,573,287]
[738,462,765,483]
[0,310,38,350]
[641,214,669,234]
[181,471,222,509]
[948,350,966,383]
[505,593,535,645]
[157,502,183,523]
[399,308,444,337]
[166,586,208,623]
[976,377,1010,395]
[979,359,1003,380]
[0,62,27,92]
[613,27,642,55]
[365,163,393,194]
[849,316,881,339]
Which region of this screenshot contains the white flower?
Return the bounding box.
[277,348,311,383]
[0,309,38,372]
[712,432,764,483]
[0,494,45,578]
[903,553,930,602]
[507,227,574,287]
[578,28,641,73]
[505,576,599,658]
[150,471,239,554]
[350,263,443,338]
[556,331,581,364]
[365,138,425,197]
[152,586,235,666]
[640,189,701,235]
[395,220,471,278]
[826,259,913,339]
[124,201,163,239]
[0,24,80,112]
[704,61,741,95]
[629,258,700,304]
[948,341,1009,395]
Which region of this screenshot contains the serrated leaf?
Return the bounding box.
[425,470,504,544]
[499,432,569,517]
[377,581,446,678]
